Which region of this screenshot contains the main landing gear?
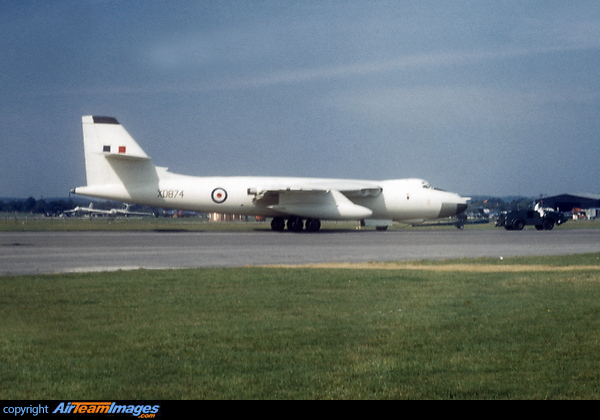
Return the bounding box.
[271,216,321,232]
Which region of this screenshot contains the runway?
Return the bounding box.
[1,229,599,276]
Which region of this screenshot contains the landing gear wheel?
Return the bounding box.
[305,218,321,232]
[271,217,285,231]
[287,216,304,232]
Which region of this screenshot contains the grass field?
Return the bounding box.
[1,253,599,399]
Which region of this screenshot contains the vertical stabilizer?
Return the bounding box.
[76,116,158,200]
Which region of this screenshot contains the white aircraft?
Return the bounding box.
[62,202,153,218]
[72,116,469,232]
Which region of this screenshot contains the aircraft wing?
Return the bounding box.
[250,179,382,198]
[249,180,381,219]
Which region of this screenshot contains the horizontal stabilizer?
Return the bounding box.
[104,153,151,162]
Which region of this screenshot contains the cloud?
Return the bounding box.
[137,43,596,95]
[516,16,600,51]
[327,84,598,131]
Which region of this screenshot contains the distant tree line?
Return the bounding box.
[0,197,77,215]
[468,196,537,212]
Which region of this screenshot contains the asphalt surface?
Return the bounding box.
[1,229,599,276]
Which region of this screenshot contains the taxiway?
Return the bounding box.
[1,229,598,276]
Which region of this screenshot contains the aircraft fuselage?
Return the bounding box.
[73,116,469,232]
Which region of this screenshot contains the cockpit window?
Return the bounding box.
[421,181,446,192]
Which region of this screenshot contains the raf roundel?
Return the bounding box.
[211,188,228,204]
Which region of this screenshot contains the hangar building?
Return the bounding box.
[537,194,600,219]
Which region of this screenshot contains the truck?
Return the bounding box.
[496,208,569,231]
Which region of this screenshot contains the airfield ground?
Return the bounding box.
[1,219,599,399]
[1,253,599,399]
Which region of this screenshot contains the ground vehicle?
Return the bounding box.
[496,209,569,231]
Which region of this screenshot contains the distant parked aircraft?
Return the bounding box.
[62,202,153,218]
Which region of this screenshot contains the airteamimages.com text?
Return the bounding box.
[3,402,161,417]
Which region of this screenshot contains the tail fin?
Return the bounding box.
[75,116,158,200]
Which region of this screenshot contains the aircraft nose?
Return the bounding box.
[438,195,470,218]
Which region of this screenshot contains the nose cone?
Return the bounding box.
[438,195,470,218]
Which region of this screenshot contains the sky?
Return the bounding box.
[1,1,599,199]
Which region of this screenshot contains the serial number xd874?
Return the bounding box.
[157,190,184,199]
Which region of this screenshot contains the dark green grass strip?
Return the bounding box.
[1,254,599,399]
